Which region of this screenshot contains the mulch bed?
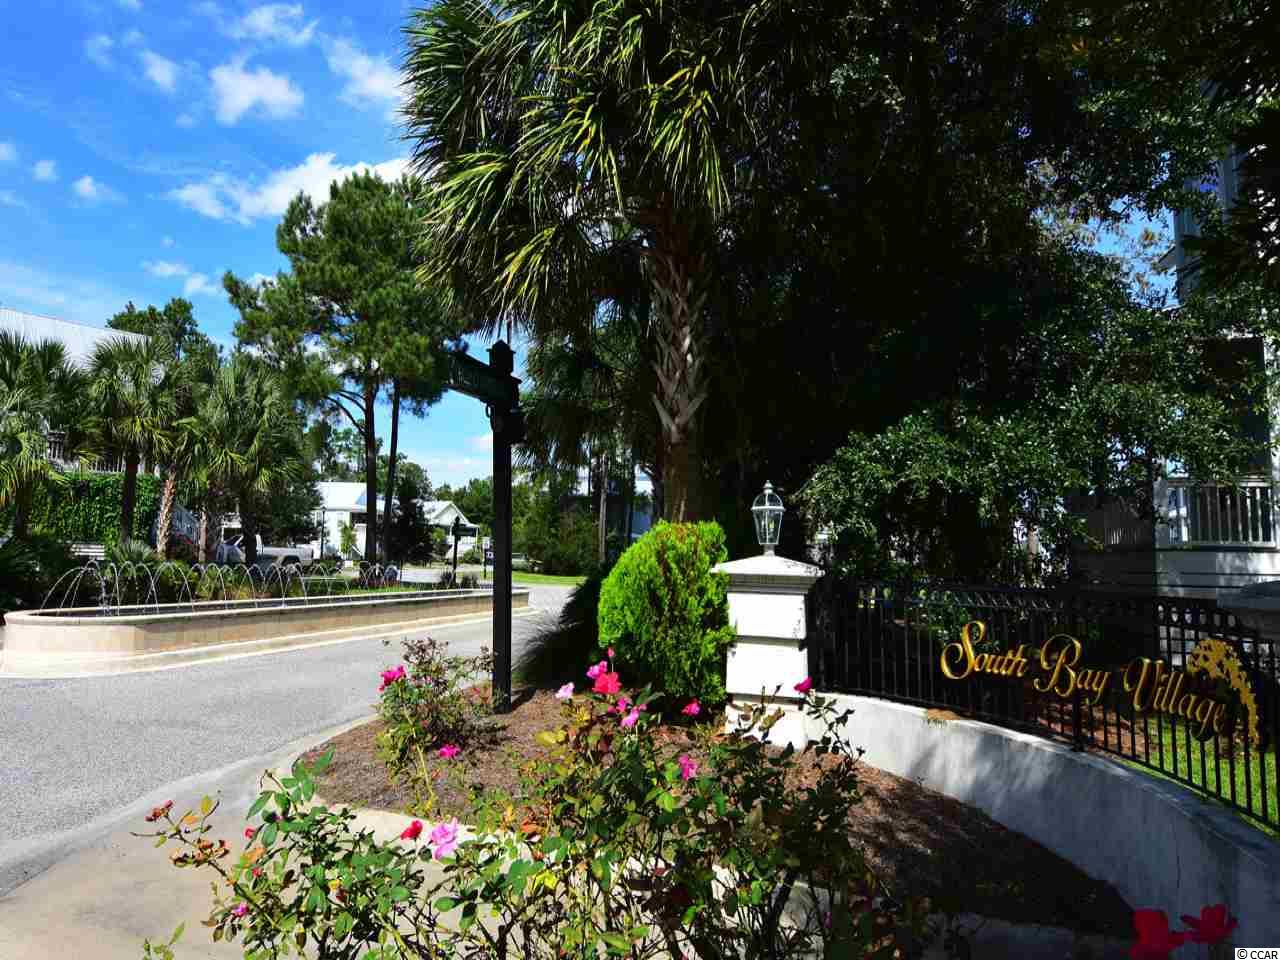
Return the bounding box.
[301,687,1132,937]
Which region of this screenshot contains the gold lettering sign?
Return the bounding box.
[939,622,1262,746]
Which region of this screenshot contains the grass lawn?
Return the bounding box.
[509,571,588,586]
[1113,717,1278,835]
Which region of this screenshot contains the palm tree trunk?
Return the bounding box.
[363,385,379,564]
[13,482,33,540]
[198,507,211,563]
[649,250,708,523]
[156,472,178,558]
[383,380,401,563]
[624,456,635,544]
[121,452,140,543]
[597,449,608,566]
[241,501,259,566]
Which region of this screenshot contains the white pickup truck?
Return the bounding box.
[215,529,316,568]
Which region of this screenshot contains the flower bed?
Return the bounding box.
[301,690,1132,937]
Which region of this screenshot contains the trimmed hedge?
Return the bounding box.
[597,521,735,705]
[3,472,162,544]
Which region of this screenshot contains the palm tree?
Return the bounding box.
[181,354,305,566]
[154,351,219,559]
[403,0,834,520]
[88,337,175,543]
[0,332,89,538]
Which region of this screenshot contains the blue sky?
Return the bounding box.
[0,0,506,488]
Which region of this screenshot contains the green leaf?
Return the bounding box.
[247,794,269,819]
[433,897,458,912]
[601,931,630,954]
[199,796,213,816]
[260,822,279,847]
[390,886,410,902]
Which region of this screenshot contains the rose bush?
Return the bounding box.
[138,654,933,958]
[375,635,494,816]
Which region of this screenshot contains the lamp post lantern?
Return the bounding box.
[451,515,461,583]
[752,482,784,555]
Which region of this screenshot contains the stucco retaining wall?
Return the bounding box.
[806,694,1280,947]
[1,589,529,675]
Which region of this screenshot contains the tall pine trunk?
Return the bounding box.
[383,380,401,564]
[121,452,140,544]
[156,472,178,558]
[363,386,379,564]
[198,507,212,563]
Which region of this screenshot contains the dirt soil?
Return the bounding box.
[301,687,1132,937]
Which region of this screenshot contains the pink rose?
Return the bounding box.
[614,696,631,714]
[681,700,701,717]
[244,827,256,840]
[593,671,622,695]
[794,677,813,694]
[437,744,461,759]
[399,820,424,841]
[231,903,249,918]
[606,647,615,659]
[678,754,698,781]
[620,708,641,729]
[430,819,460,860]
[555,682,574,700]
[379,665,407,691]
[586,660,608,680]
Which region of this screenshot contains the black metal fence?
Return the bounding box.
[806,577,1280,829]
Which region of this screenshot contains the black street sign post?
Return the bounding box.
[444,341,523,713]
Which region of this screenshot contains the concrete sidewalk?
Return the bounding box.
[0,716,430,960]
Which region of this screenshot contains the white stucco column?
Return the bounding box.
[713,553,824,748]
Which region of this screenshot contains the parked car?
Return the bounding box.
[215,529,315,568]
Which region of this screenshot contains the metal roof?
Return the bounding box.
[0,306,148,369]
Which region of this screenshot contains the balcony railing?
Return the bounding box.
[1166,478,1276,546]
[45,432,133,476]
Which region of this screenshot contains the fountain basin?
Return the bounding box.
[1,589,530,676]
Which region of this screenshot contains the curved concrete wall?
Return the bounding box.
[2,589,530,675]
[806,695,1280,947]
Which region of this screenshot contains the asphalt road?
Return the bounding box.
[0,585,571,895]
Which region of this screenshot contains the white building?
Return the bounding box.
[312,481,477,559]
[0,306,147,369]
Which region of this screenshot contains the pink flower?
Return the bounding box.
[379,665,407,691]
[681,699,701,717]
[399,820,424,841]
[606,647,615,659]
[593,671,622,695]
[430,819,460,860]
[794,676,813,694]
[586,660,608,681]
[231,903,249,918]
[555,682,574,700]
[437,744,461,759]
[620,708,641,729]
[251,867,262,878]
[244,827,256,840]
[614,696,631,714]
[678,754,697,780]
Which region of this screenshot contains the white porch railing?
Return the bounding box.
[1166,478,1276,546]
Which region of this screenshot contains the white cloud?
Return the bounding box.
[210,57,303,125]
[86,34,114,69]
[0,190,23,208]
[248,272,272,287]
[161,235,175,248]
[0,142,15,163]
[141,50,179,92]
[142,259,190,278]
[171,152,408,224]
[229,4,316,46]
[122,29,144,46]
[171,181,229,219]
[183,273,219,297]
[118,0,142,9]
[325,36,404,116]
[32,159,57,181]
[468,432,494,452]
[175,112,197,128]
[72,175,123,203]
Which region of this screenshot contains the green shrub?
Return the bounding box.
[597,521,735,704]
[0,534,78,620]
